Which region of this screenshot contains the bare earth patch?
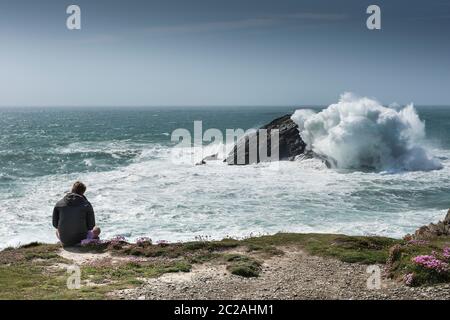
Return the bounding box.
[58,248,114,265]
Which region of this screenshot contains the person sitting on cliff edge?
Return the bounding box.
[53,181,101,247]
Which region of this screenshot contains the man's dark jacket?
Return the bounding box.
[53,193,95,246]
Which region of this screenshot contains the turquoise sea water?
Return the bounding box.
[1,106,450,247]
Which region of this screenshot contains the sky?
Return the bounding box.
[0,0,449,107]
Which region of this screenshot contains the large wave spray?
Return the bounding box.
[291,93,442,171]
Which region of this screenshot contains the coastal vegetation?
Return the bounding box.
[0,231,448,300]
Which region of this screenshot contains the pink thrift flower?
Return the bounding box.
[443,247,450,260]
[403,273,414,286]
[413,255,449,273]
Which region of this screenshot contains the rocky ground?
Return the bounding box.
[112,246,450,300]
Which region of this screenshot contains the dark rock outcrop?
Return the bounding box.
[225,114,306,165]
[196,153,218,165]
[407,210,450,240]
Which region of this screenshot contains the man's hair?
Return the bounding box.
[71,181,87,195]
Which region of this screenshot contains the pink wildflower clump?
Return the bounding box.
[110,235,126,242]
[156,240,169,247]
[407,239,429,246]
[403,273,414,286]
[443,247,450,260]
[80,238,102,246]
[108,235,127,248]
[136,237,152,247]
[412,254,449,273]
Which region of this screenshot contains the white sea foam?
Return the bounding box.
[1,141,449,249]
[291,93,442,171]
[1,102,449,249]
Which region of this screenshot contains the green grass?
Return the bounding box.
[0,239,239,299]
[115,233,398,265]
[242,233,400,264]
[0,243,192,299]
[82,259,192,286]
[224,254,262,277]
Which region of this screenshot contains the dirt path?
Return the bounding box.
[110,247,450,300]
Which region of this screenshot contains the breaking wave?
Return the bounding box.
[291,93,442,171]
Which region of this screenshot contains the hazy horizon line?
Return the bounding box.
[1,104,450,109]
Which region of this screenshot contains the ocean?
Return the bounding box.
[1,104,450,248]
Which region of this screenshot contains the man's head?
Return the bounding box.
[71,181,87,195]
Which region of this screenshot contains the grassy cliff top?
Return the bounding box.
[0,233,448,299]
